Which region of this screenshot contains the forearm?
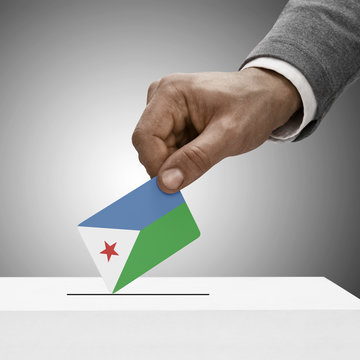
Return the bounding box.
[241,0,360,141]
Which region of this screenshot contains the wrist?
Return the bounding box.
[242,67,302,130]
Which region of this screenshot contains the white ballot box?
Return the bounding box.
[0,277,359,359]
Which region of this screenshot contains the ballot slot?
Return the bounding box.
[66,293,210,296]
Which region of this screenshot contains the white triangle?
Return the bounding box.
[78,226,139,292]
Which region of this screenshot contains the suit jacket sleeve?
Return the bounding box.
[240,0,360,141]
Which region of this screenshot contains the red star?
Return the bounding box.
[100,241,119,262]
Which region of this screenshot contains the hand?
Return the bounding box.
[132,68,301,193]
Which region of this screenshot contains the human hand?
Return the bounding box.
[132,68,301,193]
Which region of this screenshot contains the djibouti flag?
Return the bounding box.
[78,177,200,293]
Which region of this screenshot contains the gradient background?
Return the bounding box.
[1,0,359,296]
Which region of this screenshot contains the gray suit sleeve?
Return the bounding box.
[241,0,360,141]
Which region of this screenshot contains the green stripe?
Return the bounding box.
[113,202,200,293]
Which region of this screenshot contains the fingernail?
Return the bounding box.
[161,168,184,190]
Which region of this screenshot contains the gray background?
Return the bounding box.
[1,0,359,296]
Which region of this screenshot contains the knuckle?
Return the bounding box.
[161,73,182,83]
[181,145,212,172]
[159,73,184,94]
[219,117,240,136]
[149,80,159,90]
[147,80,159,98]
[131,128,144,149]
[217,116,248,156]
[159,77,174,93]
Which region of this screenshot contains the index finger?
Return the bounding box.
[132,97,176,177]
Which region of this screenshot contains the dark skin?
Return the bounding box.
[132,68,302,193]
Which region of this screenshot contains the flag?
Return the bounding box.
[78,177,200,293]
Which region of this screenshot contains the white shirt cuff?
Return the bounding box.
[242,57,317,142]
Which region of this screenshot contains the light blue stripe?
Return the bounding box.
[78,177,185,230]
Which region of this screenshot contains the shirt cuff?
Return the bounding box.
[242,57,317,142]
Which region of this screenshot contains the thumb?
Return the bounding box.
[157,121,231,193]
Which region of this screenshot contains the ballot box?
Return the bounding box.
[1,277,359,359]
